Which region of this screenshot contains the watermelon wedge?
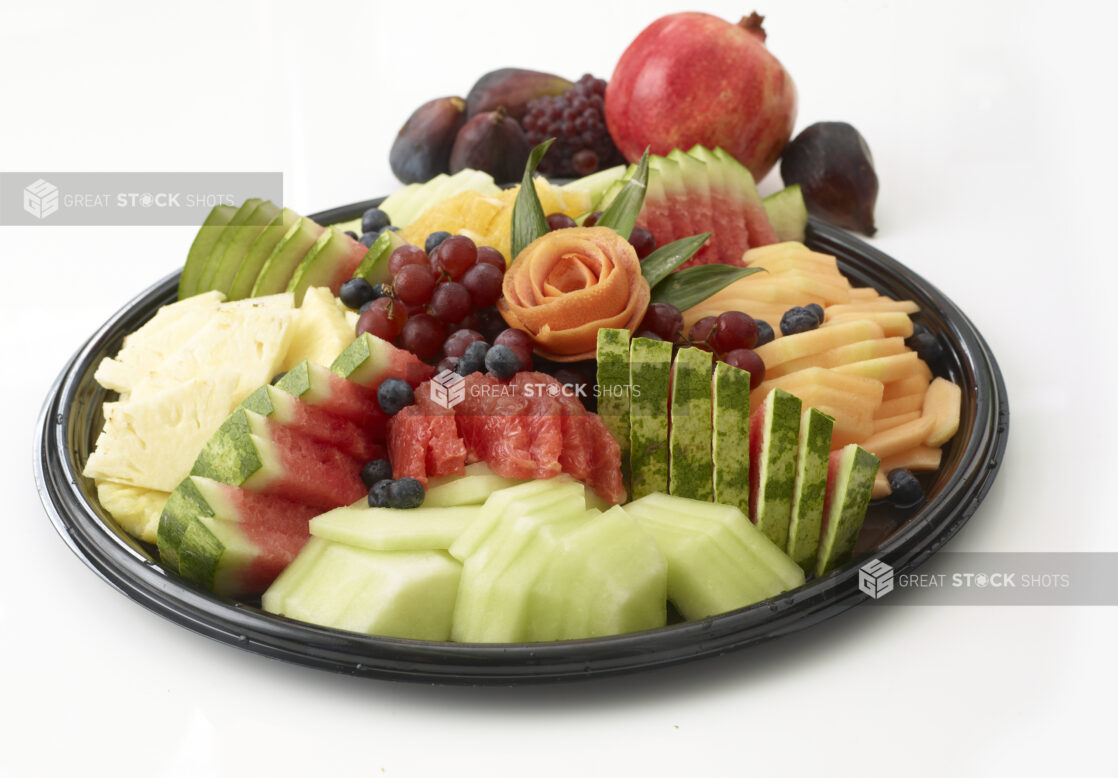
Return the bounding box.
[276,359,386,434]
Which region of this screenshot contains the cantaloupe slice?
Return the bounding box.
[824,299,920,318]
[874,393,927,419]
[848,287,881,301]
[752,367,884,409]
[922,377,962,446]
[756,320,886,369]
[872,470,891,499]
[859,416,936,459]
[765,336,906,379]
[872,410,922,433]
[880,445,943,472]
[832,351,921,383]
[823,311,913,338]
[882,373,932,401]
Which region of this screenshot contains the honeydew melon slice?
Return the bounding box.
[448,477,578,562]
[623,493,804,620]
[451,495,587,643]
[205,201,281,297]
[526,505,667,641]
[261,536,330,615]
[197,199,269,294]
[423,463,524,508]
[227,207,300,300]
[763,185,808,243]
[351,230,408,286]
[251,217,325,297]
[308,505,480,551]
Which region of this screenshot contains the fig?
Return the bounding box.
[389,96,467,184]
[780,121,878,236]
[465,68,573,120]
[449,108,531,184]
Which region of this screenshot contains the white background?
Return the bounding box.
[3,1,1116,775]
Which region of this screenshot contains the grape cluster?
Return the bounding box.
[636,304,771,390]
[347,233,533,376]
[522,75,625,178]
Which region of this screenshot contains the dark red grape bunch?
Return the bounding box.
[687,311,766,389]
[521,75,625,178]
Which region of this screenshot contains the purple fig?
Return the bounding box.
[389,96,467,184]
[780,121,879,236]
[465,68,573,120]
[449,108,531,184]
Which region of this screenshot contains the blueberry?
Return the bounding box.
[361,207,390,235]
[360,458,393,488]
[377,225,400,235]
[339,278,375,310]
[387,477,425,509]
[425,231,453,254]
[887,468,924,508]
[485,344,521,380]
[805,303,824,323]
[780,306,821,336]
[755,319,775,347]
[344,230,360,241]
[905,323,944,363]
[456,340,489,376]
[377,377,414,416]
[367,479,393,508]
[359,231,379,248]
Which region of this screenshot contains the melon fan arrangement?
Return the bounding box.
[80,12,960,644]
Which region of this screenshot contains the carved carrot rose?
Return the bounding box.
[497,226,650,361]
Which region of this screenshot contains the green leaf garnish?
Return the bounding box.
[640,233,711,288]
[510,139,555,259]
[649,265,765,311]
[594,149,650,240]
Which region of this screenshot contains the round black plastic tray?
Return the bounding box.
[35,210,1009,684]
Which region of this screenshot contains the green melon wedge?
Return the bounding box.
[308,505,481,551]
[251,217,324,297]
[179,204,237,299]
[204,200,281,297]
[196,198,267,294]
[423,463,524,508]
[763,185,808,243]
[351,230,408,286]
[227,207,300,300]
[787,408,835,570]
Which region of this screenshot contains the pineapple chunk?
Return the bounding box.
[95,480,170,543]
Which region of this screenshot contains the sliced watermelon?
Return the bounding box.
[276,359,386,434]
[190,408,366,509]
[158,475,320,597]
[712,147,779,249]
[668,149,717,266]
[331,333,436,394]
[241,384,381,461]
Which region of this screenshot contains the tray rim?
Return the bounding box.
[34,212,1010,685]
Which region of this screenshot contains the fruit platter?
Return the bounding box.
[35,12,1007,683]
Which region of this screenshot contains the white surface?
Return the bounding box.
[3,1,1115,775]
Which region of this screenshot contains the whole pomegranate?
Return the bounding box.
[605,12,797,182]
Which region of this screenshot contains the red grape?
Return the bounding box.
[430,281,472,323]
[638,302,683,342]
[434,235,477,279]
[721,348,766,389]
[628,226,656,259]
[447,310,480,334]
[582,211,602,227]
[493,328,533,370]
[399,313,444,361]
[688,316,718,350]
[393,263,436,305]
[635,330,664,341]
[711,311,759,353]
[443,329,485,358]
[357,297,407,341]
[546,213,577,231]
[388,245,429,276]
[461,263,503,307]
[475,246,506,273]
